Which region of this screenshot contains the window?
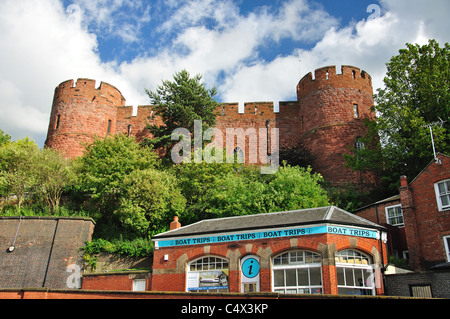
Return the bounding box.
[353,103,359,118]
[132,279,146,292]
[107,119,112,134]
[355,138,365,151]
[272,250,322,294]
[335,250,375,296]
[385,204,404,226]
[187,256,229,292]
[55,115,61,129]
[444,236,450,262]
[434,180,450,211]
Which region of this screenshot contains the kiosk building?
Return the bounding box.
[152,206,388,295]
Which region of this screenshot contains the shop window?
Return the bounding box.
[335,249,375,295]
[187,256,229,293]
[434,179,450,211]
[272,250,322,294]
[385,204,404,226]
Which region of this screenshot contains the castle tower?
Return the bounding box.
[44,78,125,158]
[297,65,376,187]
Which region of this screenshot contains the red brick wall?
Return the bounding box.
[82,272,151,291]
[401,154,450,270]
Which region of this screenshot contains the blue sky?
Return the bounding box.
[0,0,449,146]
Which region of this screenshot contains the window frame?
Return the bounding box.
[444,236,450,262]
[385,204,404,227]
[335,249,375,296]
[434,180,450,211]
[132,279,146,292]
[272,250,323,295]
[187,256,229,293]
[353,103,359,118]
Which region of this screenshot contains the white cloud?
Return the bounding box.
[71,0,151,43]
[0,0,448,147]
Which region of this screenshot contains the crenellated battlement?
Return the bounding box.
[45,65,377,188]
[297,65,372,100]
[53,78,126,106]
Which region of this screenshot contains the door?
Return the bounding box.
[241,255,260,293]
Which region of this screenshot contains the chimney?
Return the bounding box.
[400,175,408,187]
[170,216,181,230]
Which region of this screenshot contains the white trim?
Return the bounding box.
[384,204,404,226]
[444,236,450,262]
[434,180,450,212]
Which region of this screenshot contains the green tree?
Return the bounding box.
[346,39,450,191]
[266,164,329,212]
[0,137,39,209]
[77,134,159,215]
[143,70,219,155]
[0,129,11,146]
[33,148,75,214]
[175,161,330,224]
[114,168,186,236]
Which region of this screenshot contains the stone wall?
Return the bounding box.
[0,216,95,289]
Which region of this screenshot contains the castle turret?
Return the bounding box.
[297,65,376,187]
[44,78,125,158]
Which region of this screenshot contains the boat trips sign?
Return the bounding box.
[155,225,378,248]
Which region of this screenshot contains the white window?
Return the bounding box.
[385,204,404,226]
[272,250,322,294]
[187,256,229,293]
[444,236,450,262]
[435,180,450,211]
[353,104,359,118]
[132,279,146,292]
[335,249,375,296]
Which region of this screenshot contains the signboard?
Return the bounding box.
[155,224,378,248]
[242,257,260,279]
[186,270,228,291]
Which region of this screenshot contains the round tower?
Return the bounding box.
[297,65,376,188]
[44,78,125,158]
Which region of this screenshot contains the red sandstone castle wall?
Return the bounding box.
[297,65,376,186]
[45,78,126,158]
[44,65,376,187]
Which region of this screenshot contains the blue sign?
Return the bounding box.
[242,258,260,279]
[155,224,378,248]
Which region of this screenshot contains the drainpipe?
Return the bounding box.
[42,219,60,287]
[375,204,386,294]
[265,120,271,156]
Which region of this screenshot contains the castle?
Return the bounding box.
[44,65,376,187]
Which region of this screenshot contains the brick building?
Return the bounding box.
[354,154,450,272]
[44,65,376,187]
[151,206,388,296]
